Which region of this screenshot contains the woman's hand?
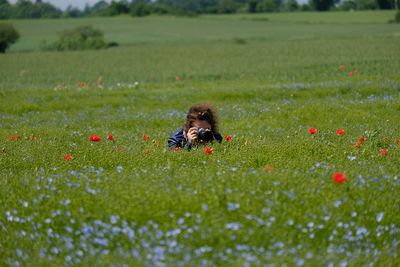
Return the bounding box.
[186,127,198,143]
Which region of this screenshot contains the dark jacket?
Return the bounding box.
[168,128,223,150]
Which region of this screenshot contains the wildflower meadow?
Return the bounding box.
[1,11,400,266]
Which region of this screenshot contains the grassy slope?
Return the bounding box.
[0,11,400,266]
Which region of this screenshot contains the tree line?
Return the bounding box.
[0,0,397,19]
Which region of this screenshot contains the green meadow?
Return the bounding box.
[1,11,400,266]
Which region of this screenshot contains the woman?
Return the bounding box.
[168,103,223,150]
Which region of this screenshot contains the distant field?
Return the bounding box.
[1,11,400,266]
[5,10,398,52]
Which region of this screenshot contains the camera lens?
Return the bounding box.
[198,128,213,142]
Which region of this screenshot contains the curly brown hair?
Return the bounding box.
[183,102,219,133]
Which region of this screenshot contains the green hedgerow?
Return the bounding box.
[0,22,19,53]
[43,25,115,51]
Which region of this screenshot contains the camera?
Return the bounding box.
[197,128,213,142]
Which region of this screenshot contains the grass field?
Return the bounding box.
[1,11,400,266]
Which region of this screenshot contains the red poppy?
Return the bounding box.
[89,135,101,142]
[339,65,346,70]
[204,146,213,155]
[107,135,114,141]
[143,135,150,141]
[175,76,181,81]
[354,136,365,148]
[380,148,388,157]
[332,172,346,184]
[309,128,317,135]
[64,155,74,161]
[224,135,232,142]
[265,165,273,171]
[336,129,345,136]
[7,135,22,141]
[348,70,358,76]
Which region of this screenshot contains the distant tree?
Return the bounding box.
[104,0,130,16]
[309,0,335,10]
[89,0,110,16]
[151,2,169,14]
[130,0,152,16]
[217,0,237,13]
[338,0,378,10]
[282,0,299,11]
[183,0,203,15]
[0,0,11,19]
[46,25,110,51]
[259,0,284,12]
[154,0,211,15]
[64,5,85,17]
[200,0,219,13]
[247,0,258,12]
[11,0,61,18]
[300,3,312,10]
[359,0,378,9]
[83,3,91,15]
[34,2,62,18]
[0,22,19,53]
[246,0,284,13]
[376,0,393,9]
[257,0,275,12]
[12,0,34,18]
[338,0,356,9]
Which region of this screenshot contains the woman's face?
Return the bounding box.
[192,120,211,130]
